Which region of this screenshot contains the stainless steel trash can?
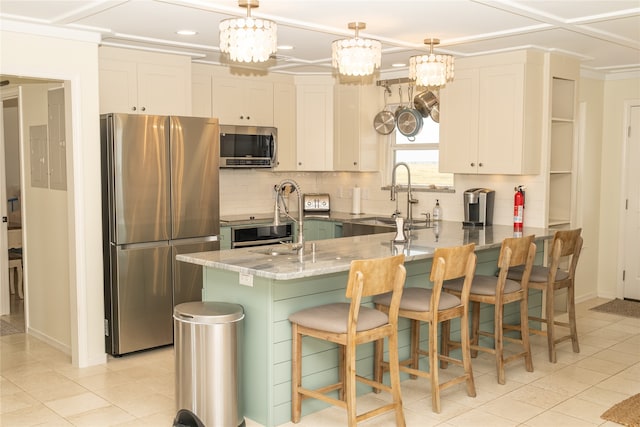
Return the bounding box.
[174,302,245,427]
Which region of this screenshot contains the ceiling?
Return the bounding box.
[1,0,639,77]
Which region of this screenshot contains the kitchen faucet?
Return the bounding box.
[276,179,305,261]
[390,162,419,229]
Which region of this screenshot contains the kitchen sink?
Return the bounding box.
[250,244,300,257]
[343,217,433,237]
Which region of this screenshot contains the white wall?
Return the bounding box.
[597,77,640,299]
[19,83,72,350]
[576,77,605,302]
[0,26,105,367]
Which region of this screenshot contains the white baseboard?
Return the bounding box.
[26,327,71,355]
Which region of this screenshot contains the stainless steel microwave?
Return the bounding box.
[219,125,277,168]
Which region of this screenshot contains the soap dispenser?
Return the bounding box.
[393,217,407,243]
[433,199,442,221]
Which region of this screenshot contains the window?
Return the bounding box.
[390,110,453,188]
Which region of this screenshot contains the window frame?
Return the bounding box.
[386,103,454,189]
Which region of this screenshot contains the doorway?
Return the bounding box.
[1,77,71,347]
[1,92,24,327]
[622,103,640,300]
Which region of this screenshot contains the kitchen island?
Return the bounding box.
[177,221,552,427]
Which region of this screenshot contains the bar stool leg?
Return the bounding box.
[291,324,302,423]
[568,282,580,353]
[520,297,533,372]
[545,286,556,363]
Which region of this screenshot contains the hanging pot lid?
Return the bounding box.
[373,86,396,135]
[397,108,423,138]
[374,109,396,135]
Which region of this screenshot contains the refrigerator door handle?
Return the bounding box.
[119,241,170,250]
[170,235,220,245]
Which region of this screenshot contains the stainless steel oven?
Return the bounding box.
[230,223,293,248]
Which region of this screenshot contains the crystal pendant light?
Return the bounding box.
[331,22,381,76]
[409,38,454,88]
[219,0,277,63]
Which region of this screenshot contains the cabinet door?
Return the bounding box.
[247,80,274,125]
[303,220,319,241]
[99,58,138,114]
[296,84,333,171]
[213,77,273,126]
[137,62,190,115]
[439,68,479,173]
[477,64,525,174]
[334,84,379,171]
[220,226,231,249]
[273,82,297,170]
[334,85,359,171]
[213,77,246,125]
[192,72,212,117]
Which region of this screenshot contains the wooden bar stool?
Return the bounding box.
[289,254,407,427]
[373,243,477,414]
[507,228,583,363]
[442,235,536,384]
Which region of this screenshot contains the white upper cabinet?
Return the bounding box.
[273,82,297,170]
[213,77,274,126]
[191,67,213,117]
[99,47,191,116]
[295,76,334,171]
[333,83,379,171]
[439,50,543,175]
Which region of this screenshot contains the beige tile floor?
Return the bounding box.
[1,297,639,426]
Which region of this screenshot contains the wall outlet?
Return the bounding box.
[239,272,254,287]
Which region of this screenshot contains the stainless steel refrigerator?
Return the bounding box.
[100,113,220,356]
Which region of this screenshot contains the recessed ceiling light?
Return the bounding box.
[177,30,197,36]
[392,63,406,68]
[278,45,294,50]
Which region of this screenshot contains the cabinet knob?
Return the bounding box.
[246,116,250,120]
[470,162,475,167]
[353,162,357,166]
[141,107,146,112]
[132,106,137,111]
[298,162,302,166]
[478,162,483,167]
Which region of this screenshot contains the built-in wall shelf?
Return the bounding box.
[548,219,571,227]
[546,62,578,229]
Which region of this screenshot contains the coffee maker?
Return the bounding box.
[463,188,495,227]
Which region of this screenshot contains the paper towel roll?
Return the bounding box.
[351,187,361,214]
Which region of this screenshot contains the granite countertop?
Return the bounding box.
[178,221,552,281]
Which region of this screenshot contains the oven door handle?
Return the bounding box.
[232,237,292,248]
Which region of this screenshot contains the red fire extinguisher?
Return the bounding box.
[514,185,525,232]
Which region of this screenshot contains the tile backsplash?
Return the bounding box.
[219,169,547,227]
